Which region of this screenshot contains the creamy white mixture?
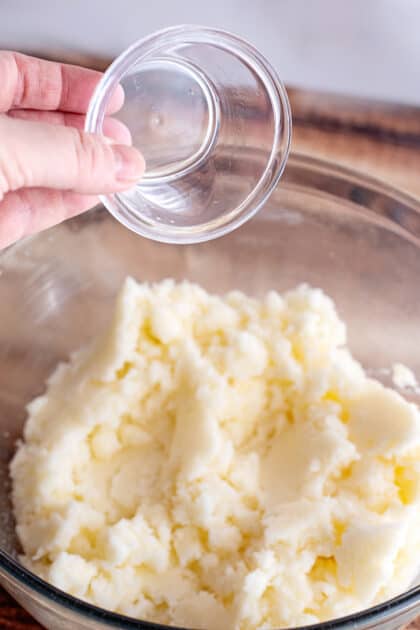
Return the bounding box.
[393,363,420,392]
[10,279,420,629]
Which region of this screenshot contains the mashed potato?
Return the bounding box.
[10,278,420,629]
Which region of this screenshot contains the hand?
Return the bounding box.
[0,52,145,249]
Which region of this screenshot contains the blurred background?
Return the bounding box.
[1,0,419,105]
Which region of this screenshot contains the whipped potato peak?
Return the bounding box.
[10,278,420,629]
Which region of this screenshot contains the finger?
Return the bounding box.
[0,114,145,198]
[8,109,132,145]
[0,51,123,113]
[0,187,97,249]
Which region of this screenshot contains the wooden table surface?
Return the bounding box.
[1,52,420,629]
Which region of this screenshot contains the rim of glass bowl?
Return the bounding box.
[1,153,420,630]
[85,24,292,245]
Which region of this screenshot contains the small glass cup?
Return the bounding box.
[85,24,292,244]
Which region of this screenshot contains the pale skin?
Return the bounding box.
[0,52,145,249]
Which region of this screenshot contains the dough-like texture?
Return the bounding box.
[393,363,420,391]
[10,279,420,629]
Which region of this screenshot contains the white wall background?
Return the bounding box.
[1,0,419,105]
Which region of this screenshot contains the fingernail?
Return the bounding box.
[112,145,145,182]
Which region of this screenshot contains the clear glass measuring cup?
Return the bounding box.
[85,25,292,244]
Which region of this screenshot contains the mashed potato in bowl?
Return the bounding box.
[10,278,420,629]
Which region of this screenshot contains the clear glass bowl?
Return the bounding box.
[85,25,291,244]
[0,153,420,630]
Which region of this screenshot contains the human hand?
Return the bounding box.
[0,52,145,249]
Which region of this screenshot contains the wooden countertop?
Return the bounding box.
[1,52,419,628]
[289,87,420,201]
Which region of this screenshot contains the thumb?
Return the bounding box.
[0,114,145,199]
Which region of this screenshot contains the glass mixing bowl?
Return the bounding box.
[0,154,419,630]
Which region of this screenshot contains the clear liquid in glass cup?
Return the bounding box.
[85,25,292,244]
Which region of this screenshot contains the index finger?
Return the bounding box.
[0,51,123,114]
